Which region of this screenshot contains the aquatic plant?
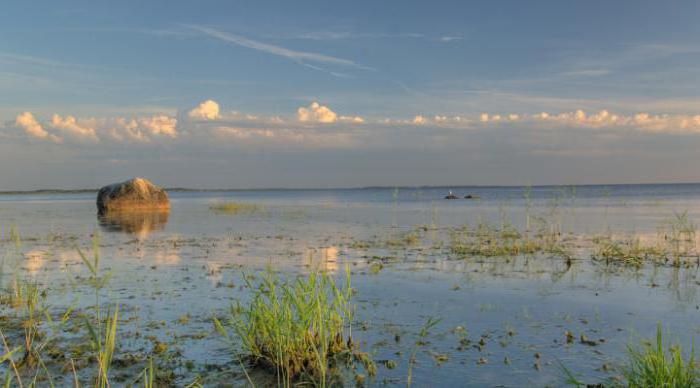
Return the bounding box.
[661,212,698,265]
[450,218,570,259]
[407,317,440,387]
[209,202,264,215]
[14,280,42,368]
[557,359,587,387]
[84,307,119,388]
[77,233,120,388]
[621,324,698,387]
[214,268,374,387]
[592,237,665,268]
[386,230,421,248]
[592,212,699,268]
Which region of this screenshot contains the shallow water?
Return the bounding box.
[1,184,699,386]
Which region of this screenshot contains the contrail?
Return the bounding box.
[186,25,375,71]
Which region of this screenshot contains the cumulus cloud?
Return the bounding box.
[50,114,100,142]
[12,112,180,145]
[138,115,178,138]
[297,102,339,123]
[10,106,700,156]
[399,109,700,134]
[188,100,220,120]
[15,112,61,143]
[523,109,700,133]
[412,115,427,125]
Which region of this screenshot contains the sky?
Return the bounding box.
[2,0,700,190]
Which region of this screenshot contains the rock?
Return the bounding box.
[96,178,170,214]
[445,191,459,199]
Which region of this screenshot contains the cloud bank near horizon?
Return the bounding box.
[9,99,700,149]
[3,99,700,190]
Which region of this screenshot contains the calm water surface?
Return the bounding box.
[1,184,699,386]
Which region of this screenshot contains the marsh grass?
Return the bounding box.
[450,219,570,259]
[210,202,265,215]
[662,212,698,265]
[13,279,42,368]
[0,271,73,386]
[592,237,665,268]
[386,231,421,248]
[76,233,120,388]
[84,307,118,388]
[561,324,699,387]
[622,324,698,387]
[592,213,699,268]
[214,267,375,387]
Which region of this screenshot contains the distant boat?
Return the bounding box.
[464,194,481,199]
[445,190,459,199]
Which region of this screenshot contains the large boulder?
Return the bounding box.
[96,178,170,214]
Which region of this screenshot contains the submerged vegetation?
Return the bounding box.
[214,268,375,387]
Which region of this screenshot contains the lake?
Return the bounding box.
[1,184,699,386]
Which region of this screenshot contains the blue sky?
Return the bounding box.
[2,1,700,189]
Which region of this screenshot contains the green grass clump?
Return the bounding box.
[209,202,264,215]
[622,324,698,387]
[214,268,374,387]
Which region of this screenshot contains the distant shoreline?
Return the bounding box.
[0,181,699,196]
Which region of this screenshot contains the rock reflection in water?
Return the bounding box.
[98,211,169,239]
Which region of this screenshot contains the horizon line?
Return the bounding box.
[1,180,699,196]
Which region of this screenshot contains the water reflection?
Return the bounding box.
[98,211,169,239]
[24,249,47,274]
[305,246,339,272]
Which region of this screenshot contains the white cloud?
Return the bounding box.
[11,106,700,155]
[297,102,339,123]
[398,109,700,134]
[340,115,364,123]
[412,115,427,125]
[188,100,221,120]
[15,112,61,143]
[50,114,100,142]
[139,115,178,138]
[12,112,180,145]
[213,125,355,148]
[439,36,462,42]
